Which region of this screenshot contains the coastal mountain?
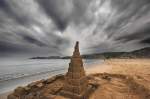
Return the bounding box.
[82,47,150,59]
[121,47,150,58]
[30,56,62,59]
[30,47,150,59]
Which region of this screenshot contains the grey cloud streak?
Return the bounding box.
[0,0,150,57]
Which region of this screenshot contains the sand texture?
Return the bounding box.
[2,59,150,99]
[87,59,150,99]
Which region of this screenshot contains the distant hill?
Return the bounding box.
[82,47,150,59]
[30,47,150,59]
[120,47,150,58]
[30,56,62,59]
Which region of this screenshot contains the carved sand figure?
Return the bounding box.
[60,41,89,99]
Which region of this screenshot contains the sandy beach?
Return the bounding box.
[1,59,150,99]
[0,92,11,99]
[87,59,150,99]
[87,59,150,76]
[87,59,150,90]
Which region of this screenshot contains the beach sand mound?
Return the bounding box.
[7,73,150,99]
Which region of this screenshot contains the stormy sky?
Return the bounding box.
[0,0,150,57]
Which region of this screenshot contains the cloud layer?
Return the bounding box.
[0,0,150,57]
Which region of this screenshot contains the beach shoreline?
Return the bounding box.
[1,59,150,99]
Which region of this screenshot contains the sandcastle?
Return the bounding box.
[8,41,94,99]
[60,41,89,99]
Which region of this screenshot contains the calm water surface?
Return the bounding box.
[0,58,103,94]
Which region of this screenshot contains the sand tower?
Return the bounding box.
[60,41,88,99]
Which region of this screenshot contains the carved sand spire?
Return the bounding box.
[72,41,80,57]
[60,41,88,99]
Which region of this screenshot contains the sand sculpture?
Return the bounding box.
[60,41,88,99]
[8,41,94,99]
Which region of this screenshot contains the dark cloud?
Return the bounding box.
[0,41,32,55]
[105,0,150,38]
[37,0,71,31]
[0,0,11,13]
[37,0,92,31]
[0,0,29,26]
[141,38,150,44]
[0,0,150,57]
[21,34,47,47]
[114,22,150,43]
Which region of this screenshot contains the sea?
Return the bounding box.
[0,58,103,94]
